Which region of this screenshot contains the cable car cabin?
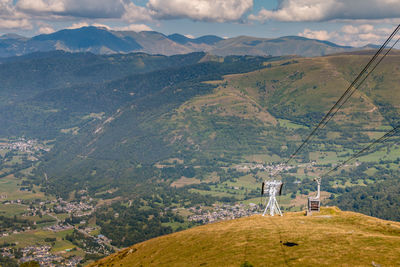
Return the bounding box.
[307,178,321,215]
[308,197,320,213]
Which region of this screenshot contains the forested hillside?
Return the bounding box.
[0,51,206,137]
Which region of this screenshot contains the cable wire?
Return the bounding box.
[320,36,400,130]
[323,124,400,178]
[285,24,400,165]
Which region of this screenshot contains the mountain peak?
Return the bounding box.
[168,33,223,45]
[0,26,380,58]
[0,33,27,40]
[168,33,192,44]
[31,26,142,52]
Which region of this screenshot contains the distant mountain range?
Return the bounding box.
[0,26,379,58]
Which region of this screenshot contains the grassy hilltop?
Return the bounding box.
[91,207,400,266]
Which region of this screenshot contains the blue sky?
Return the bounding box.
[0,0,399,47]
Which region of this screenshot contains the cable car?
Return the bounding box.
[307,178,321,215]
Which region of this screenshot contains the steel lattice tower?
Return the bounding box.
[262,180,283,216]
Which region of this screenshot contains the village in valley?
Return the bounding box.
[0,156,273,266]
[187,203,259,224]
[0,138,117,265]
[0,188,116,266]
[0,137,344,266]
[0,138,266,266]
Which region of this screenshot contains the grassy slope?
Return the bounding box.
[91,207,400,266]
[0,174,50,201]
[167,53,395,148]
[156,53,396,170]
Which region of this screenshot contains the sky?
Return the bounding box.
[0,0,400,47]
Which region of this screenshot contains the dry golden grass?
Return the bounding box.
[175,78,277,126]
[91,207,400,266]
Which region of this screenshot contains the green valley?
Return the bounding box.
[0,49,399,265]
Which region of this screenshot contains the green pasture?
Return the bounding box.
[243,154,281,163]
[223,175,259,191]
[0,203,27,217]
[189,189,240,199]
[0,175,50,201]
[0,229,73,248]
[358,145,400,162]
[277,119,308,129]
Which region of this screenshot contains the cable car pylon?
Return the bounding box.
[261,180,283,216]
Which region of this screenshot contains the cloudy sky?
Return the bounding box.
[1,0,399,46]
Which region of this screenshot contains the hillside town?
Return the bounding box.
[1,245,82,266]
[2,197,95,223]
[0,194,115,265]
[0,138,50,153]
[188,203,259,224]
[235,162,295,174]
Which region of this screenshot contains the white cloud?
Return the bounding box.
[147,0,253,22]
[122,1,153,22]
[359,24,374,33]
[184,34,195,39]
[0,0,29,21]
[14,0,152,22]
[17,0,124,18]
[67,22,90,29]
[17,0,65,14]
[341,25,359,35]
[250,0,400,22]
[66,22,152,32]
[298,24,396,47]
[0,0,20,17]
[91,23,111,29]
[113,24,153,32]
[67,22,112,30]
[359,32,380,41]
[38,25,55,34]
[0,0,32,29]
[299,29,333,40]
[62,0,125,19]
[0,18,32,29]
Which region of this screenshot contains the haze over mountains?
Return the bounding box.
[0,26,379,58]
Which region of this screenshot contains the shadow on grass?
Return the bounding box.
[283,241,298,247]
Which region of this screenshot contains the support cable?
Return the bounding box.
[322,124,400,178]
[320,36,400,130]
[285,24,400,165]
[259,25,400,215]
